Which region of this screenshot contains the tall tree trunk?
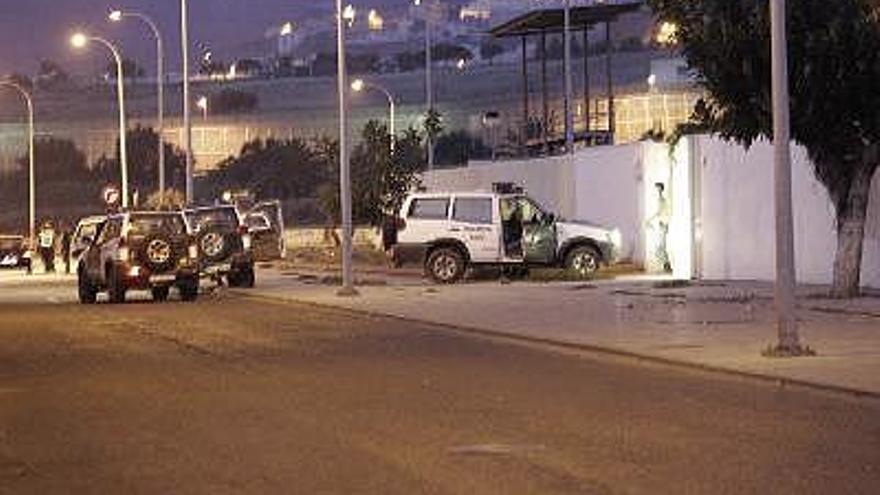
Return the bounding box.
[831,162,876,298]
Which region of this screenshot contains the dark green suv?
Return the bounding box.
[77,211,200,304]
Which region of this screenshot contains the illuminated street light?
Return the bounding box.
[196,96,208,121]
[367,9,384,31]
[351,78,396,151]
[280,22,295,37]
[0,80,35,241]
[343,5,356,27]
[108,7,167,198]
[70,32,130,209]
[656,21,678,46]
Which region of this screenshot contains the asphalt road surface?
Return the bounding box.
[0,280,878,494]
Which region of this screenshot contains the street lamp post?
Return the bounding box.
[337,0,357,296]
[563,0,574,154]
[769,0,803,355]
[109,9,166,198]
[181,0,194,204]
[0,80,35,240]
[414,0,437,169]
[71,33,129,209]
[351,78,396,151]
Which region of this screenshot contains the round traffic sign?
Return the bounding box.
[102,185,120,206]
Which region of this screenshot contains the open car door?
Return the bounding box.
[247,200,286,261]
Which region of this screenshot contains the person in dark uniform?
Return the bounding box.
[61,225,72,274]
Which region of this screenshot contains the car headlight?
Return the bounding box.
[242,234,252,251]
[609,229,622,249]
[115,247,130,262]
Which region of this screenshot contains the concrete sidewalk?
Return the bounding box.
[247,269,880,397]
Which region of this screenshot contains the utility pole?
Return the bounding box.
[337,0,357,296]
[425,1,435,170]
[769,0,805,355]
[563,0,574,154]
[181,0,193,204]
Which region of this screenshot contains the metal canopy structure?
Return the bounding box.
[490,2,645,154]
[490,3,643,38]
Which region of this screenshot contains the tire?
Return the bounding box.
[426,247,466,284]
[178,278,199,302]
[198,226,233,263]
[78,269,97,304]
[151,286,170,302]
[140,234,176,273]
[564,245,601,279]
[107,266,126,304]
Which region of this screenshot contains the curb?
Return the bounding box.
[235,290,880,402]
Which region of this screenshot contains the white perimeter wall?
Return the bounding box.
[696,136,880,287]
[421,137,880,288]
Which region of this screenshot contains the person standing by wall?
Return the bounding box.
[647,182,672,273]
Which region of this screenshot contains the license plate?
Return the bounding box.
[150,274,176,283]
[206,263,232,274]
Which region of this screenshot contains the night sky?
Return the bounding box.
[0,0,357,76]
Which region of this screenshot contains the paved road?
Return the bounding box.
[0,279,878,494]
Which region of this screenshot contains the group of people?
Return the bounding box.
[28,220,73,274]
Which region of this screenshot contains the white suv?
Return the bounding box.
[390,190,622,283]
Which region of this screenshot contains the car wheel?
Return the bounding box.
[107,267,126,304]
[565,245,601,279]
[151,286,170,302]
[78,270,97,304]
[178,278,199,302]
[426,247,466,284]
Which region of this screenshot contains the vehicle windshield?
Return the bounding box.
[186,207,240,231]
[129,214,188,236]
[75,223,100,243]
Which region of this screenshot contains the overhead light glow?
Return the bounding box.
[70,33,88,48]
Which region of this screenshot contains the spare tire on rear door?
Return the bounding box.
[198,225,234,263]
[141,233,176,272]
